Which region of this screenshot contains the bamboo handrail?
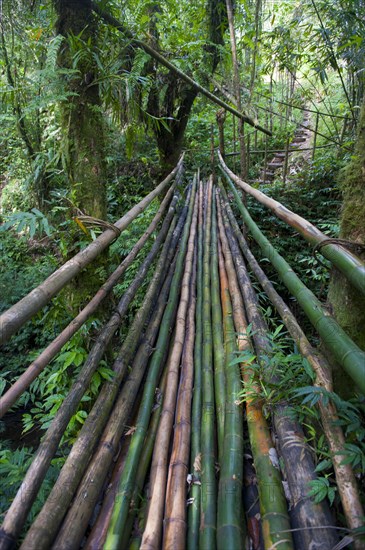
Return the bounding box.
[218,150,365,297]
[0,158,183,345]
[222,175,365,393]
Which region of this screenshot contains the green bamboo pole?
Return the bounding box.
[218,188,365,541]
[141,185,198,550]
[199,178,217,549]
[216,222,244,550]
[221,173,365,394]
[210,192,225,463]
[187,184,204,550]
[103,182,197,550]
[218,150,365,297]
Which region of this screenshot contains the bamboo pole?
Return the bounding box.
[21,201,186,550]
[0,197,179,550]
[140,185,198,550]
[0,159,183,345]
[218,150,365,297]
[219,199,338,549]
[219,186,365,540]
[163,245,197,549]
[187,184,204,550]
[91,3,271,136]
[0,185,177,416]
[210,193,225,462]
[199,179,217,549]
[216,195,293,549]
[221,172,365,393]
[103,182,197,550]
[216,212,245,549]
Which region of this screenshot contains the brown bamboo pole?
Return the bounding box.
[218,151,365,296]
[163,245,197,549]
[219,188,365,542]
[91,3,271,136]
[140,185,198,550]
[0,185,177,416]
[21,196,189,550]
[0,158,183,345]
[0,201,178,550]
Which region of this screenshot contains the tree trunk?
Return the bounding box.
[55,0,106,219]
[328,94,365,394]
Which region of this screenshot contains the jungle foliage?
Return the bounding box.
[0,0,364,542]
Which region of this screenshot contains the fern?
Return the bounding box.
[45,35,64,72]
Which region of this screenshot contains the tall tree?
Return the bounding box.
[55,0,106,219]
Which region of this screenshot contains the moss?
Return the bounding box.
[339,155,365,242]
[328,96,365,396]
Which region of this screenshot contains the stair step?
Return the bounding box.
[267,163,283,169]
[292,137,306,143]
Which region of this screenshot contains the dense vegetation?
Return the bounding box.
[0,0,364,547]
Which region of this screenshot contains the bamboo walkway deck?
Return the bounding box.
[0,157,364,550]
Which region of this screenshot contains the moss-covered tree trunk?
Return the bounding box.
[55,0,107,306]
[328,94,365,393]
[55,0,106,220]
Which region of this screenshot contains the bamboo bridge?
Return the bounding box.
[0,153,364,550]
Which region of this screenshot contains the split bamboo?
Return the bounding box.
[163,246,197,549]
[218,150,365,297]
[103,181,197,550]
[140,184,198,550]
[0,158,183,345]
[21,201,185,550]
[199,179,217,549]
[0,185,177,416]
[219,189,365,543]
[222,174,365,393]
[216,194,293,549]
[0,199,178,550]
[187,184,204,550]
